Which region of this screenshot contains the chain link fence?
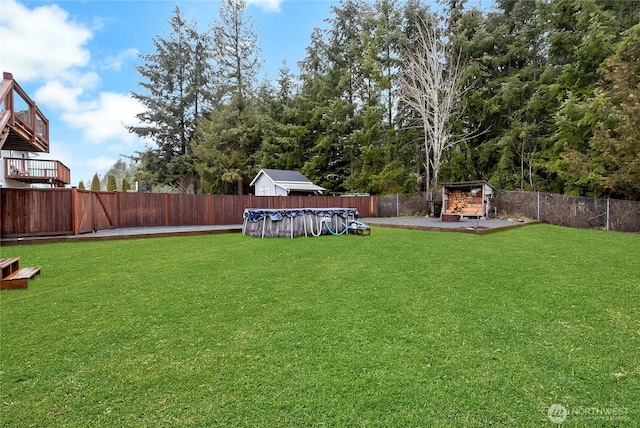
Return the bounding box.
[378,194,440,217]
[378,191,640,233]
[494,190,640,233]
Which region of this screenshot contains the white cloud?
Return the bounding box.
[87,155,118,172]
[61,92,144,144]
[102,48,139,71]
[0,0,92,82]
[247,0,283,13]
[35,80,83,112]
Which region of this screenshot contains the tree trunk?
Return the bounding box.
[236,178,244,196]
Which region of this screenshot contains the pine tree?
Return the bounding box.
[193,0,263,195]
[594,24,640,198]
[253,63,308,172]
[90,174,101,191]
[78,181,86,190]
[344,0,418,194]
[297,0,373,193]
[476,0,553,191]
[543,0,620,194]
[128,6,213,193]
[212,0,261,111]
[563,24,640,199]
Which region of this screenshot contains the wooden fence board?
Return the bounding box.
[76,190,94,233]
[94,192,117,230]
[1,188,378,238]
[1,188,72,237]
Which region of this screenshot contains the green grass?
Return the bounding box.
[1,225,639,427]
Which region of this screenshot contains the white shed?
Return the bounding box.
[250,169,325,196]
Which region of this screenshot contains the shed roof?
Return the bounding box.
[258,169,311,183]
[250,169,325,193]
[441,180,495,190]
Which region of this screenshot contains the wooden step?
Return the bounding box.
[1,257,20,280]
[1,266,41,290]
[0,258,19,269]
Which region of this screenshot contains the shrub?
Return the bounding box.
[107,174,117,191]
[122,178,131,192]
[90,174,101,191]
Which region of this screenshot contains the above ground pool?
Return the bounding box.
[242,208,367,238]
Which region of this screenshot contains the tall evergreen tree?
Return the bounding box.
[294,0,424,194]
[128,6,213,193]
[253,62,308,172]
[345,0,418,194]
[212,0,261,111]
[562,24,640,199]
[543,0,619,193]
[593,23,640,198]
[372,0,405,128]
[478,0,552,190]
[193,0,262,194]
[316,0,369,192]
[300,0,390,193]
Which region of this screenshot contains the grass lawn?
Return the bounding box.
[1,224,638,426]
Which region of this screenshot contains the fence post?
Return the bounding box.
[164,193,169,226]
[71,187,79,235]
[372,195,378,217]
[114,191,120,229]
[537,191,540,221]
[606,197,610,231]
[396,193,399,217]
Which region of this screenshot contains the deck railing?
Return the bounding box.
[1,72,49,153]
[4,157,71,186]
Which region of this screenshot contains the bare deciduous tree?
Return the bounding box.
[399,17,469,205]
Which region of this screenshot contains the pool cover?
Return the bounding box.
[243,208,359,223]
[242,208,361,238]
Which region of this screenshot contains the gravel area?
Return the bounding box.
[360,216,532,231]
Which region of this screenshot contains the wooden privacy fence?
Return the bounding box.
[0,188,378,238]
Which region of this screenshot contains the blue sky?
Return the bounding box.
[0,0,342,185]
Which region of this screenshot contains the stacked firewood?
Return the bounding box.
[446,191,468,214]
[446,191,484,215]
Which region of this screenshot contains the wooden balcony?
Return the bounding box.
[4,157,70,187]
[0,72,49,153]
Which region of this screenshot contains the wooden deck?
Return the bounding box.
[1,72,70,187]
